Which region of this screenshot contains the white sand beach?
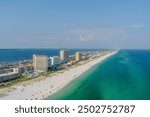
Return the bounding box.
[0,51,117,100]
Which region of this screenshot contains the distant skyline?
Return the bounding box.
[0,0,150,49]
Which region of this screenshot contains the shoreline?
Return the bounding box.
[0,51,118,100]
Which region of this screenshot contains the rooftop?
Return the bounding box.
[0,72,18,77]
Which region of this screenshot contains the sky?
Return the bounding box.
[0,0,150,49]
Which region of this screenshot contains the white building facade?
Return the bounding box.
[50,56,61,66]
[60,50,69,63]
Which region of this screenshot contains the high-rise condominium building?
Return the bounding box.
[50,56,61,66]
[76,52,82,61]
[33,54,48,72]
[60,50,69,63]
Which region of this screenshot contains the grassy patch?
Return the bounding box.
[0,77,31,89]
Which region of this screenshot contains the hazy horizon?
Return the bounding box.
[0,48,149,50]
[0,0,150,49]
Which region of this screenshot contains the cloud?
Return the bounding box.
[125,24,144,29]
[18,24,145,48]
[70,27,127,42]
[79,35,94,41]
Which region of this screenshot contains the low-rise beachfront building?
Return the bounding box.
[81,53,88,60]
[24,64,33,72]
[50,56,61,66]
[0,72,19,83]
[33,54,48,72]
[13,64,33,74]
[13,66,24,74]
[75,52,82,61]
[60,50,69,63]
[66,60,76,66]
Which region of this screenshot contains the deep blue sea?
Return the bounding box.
[0,49,102,63]
[48,50,150,100]
[1,49,150,100]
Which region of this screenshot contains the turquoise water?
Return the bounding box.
[48,50,150,100]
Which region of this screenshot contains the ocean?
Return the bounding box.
[48,50,150,100]
[0,49,102,63]
[0,49,149,100]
